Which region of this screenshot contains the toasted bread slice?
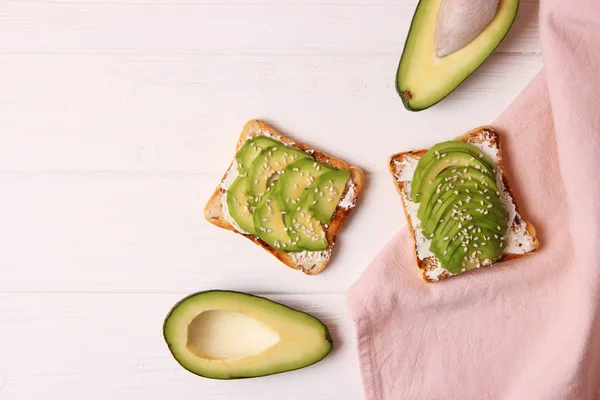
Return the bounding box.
[388,127,539,282]
[205,120,365,275]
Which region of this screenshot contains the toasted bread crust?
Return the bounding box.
[388,126,539,282]
[204,120,364,275]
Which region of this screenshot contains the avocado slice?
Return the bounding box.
[441,226,504,274]
[236,136,282,174]
[305,170,351,224]
[412,141,494,187]
[396,0,519,111]
[277,158,335,212]
[413,153,496,203]
[420,181,505,235]
[163,290,333,379]
[226,176,256,234]
[432,204,506,241]
[286,194,328,251]
[246,145,312,204]
[253,187,301,252]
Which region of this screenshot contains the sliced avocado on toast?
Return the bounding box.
[412,140,508,273]
[225,136,351,254]
[163,290,333,379]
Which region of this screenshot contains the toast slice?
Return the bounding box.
[205,120,365,275]
[388,126,539,282]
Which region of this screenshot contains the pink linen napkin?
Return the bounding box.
[347,1,600,398]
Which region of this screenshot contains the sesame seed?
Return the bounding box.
[254,179,259,184]
[454,190,459,195]
[444,237,449,241]
[296,207,301,211]
[481,242,487,246]
[442,154,447,157]
[267,229,273,233]
[315,188,319,193]
[473,244,479,248]
[437,199,442,204]
[487,204,493,209]
[312,200,317,205]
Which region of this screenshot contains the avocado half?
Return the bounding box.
[396,0,519,111]
[163,290,333,379]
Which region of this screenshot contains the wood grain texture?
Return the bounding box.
[0,0,542,398]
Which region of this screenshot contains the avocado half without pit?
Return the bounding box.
[163,291,333,379]
[396,0,519,111]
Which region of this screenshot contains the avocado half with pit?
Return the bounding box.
[396,0,519,111]
[163,290,333,379]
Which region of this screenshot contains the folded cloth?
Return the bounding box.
[347,0,600,398]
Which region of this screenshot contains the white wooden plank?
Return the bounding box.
[0,53,542,173]
[0,293,361,399]
[0,173,401,294]
[0,0,539,55]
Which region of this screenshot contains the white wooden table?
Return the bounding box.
[0,1,542,398]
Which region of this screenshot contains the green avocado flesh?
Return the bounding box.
[253,188,302,251]
[227,137,350,253]
[396,0,519,111]
[306,170,351,224]
[412,141,508,273]
[278,158,335,212]
[286,196,328,251]
[246,145,311,202]
[236,136,282,174]
[226,176,255,234]
[163,290,333,379]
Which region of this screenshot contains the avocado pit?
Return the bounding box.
[435,0,500,57]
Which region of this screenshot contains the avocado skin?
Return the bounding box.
[163,290,334,380]
[395,0,519,111]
